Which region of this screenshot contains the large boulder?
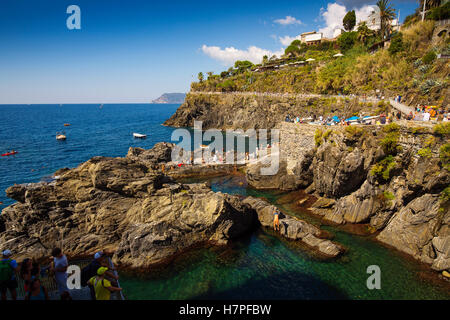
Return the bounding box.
[377,194,449,271]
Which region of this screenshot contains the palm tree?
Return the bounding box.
[419,0,442,10]
[197,72,204,83]
[357,22,375,45]
[377,0,396,40]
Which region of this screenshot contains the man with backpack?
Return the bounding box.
[87,267,122,300]
[81,251,119,300]
[0,250,19,300]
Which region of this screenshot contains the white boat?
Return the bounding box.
[133,133,147,139]
[56,134,66,140]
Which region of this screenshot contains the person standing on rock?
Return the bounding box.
[50,248,71,299]
[273,209,280,232]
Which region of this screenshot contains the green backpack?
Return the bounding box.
[0,259,13,282]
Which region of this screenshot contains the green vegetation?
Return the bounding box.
[422,50,437,64]
[439,143,450,170]
[343,10,356,32]
[383,123,400,133]
[381,190,396,205]
[314,129,333,146]
[417,148,432,158]
[344,125,364,138]
[426,1,450,20]
[377,0,397,40]
[441,186,450,205]
[388,32,405,55]
[433,122,450,136]
[337,32,357,52]
[371,155,397,181]
[315,129,324,146]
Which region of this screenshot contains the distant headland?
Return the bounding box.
[151,93,186,104]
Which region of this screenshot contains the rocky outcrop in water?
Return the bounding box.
[243,197,343,257]
[0,142,347,269]
[0,143,258,269]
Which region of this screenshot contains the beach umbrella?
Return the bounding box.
[345,116,359,122]
[333,53,344,57]
[305,58,315,62]
[332,116,340,122]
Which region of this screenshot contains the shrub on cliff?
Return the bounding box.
[370,155,397,181]
[388,33,405,56]
[422,50,437,65]
[433,122,450,136]
[439,143,450,170]
[417,148,432,158]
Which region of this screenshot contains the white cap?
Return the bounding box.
[2,250,12,256]
[94,251,103,259]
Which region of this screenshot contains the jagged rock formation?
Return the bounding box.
[245,122,450,271]
[0,144,258,269]
[0,142,346,269]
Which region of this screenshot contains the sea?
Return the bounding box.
[0,103,449,300]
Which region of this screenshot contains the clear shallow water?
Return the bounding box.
[120,176,450,300]
[0,105,448,300]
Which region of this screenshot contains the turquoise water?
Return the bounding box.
[120,176,450,300]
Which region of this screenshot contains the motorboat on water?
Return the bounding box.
[64,123,71,127]
[133,133,147,139]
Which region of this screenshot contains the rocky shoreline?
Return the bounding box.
[0,142,344,271]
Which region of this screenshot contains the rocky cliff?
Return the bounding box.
[246,122,450,272]
[164,92,388,130]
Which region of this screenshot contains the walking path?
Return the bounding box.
[389,99,415,115]
[190,91,381,103]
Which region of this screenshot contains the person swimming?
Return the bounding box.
[273,209,280,232]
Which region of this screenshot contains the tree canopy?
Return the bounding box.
[343,10,356,31]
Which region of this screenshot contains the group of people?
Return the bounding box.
[406,105,449,122]
[163,144,279,169]
[0,248,122,301]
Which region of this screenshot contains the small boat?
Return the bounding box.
[133,133,147,139]
[56,134,67,140]
[64,123,71,127]
[1,151,18,157]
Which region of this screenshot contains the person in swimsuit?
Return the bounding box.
[273,209,280,232]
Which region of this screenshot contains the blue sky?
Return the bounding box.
[0,0,418,104]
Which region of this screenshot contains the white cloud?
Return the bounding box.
[274,16,302,26]
[278,35,302,46]
[318,2,377,38]
[318,3,347,38]
[201,45,284,65]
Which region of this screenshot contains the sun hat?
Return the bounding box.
[97,267,108,276]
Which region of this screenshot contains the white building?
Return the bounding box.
[301,31,323,45]
[358,7,400,32]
